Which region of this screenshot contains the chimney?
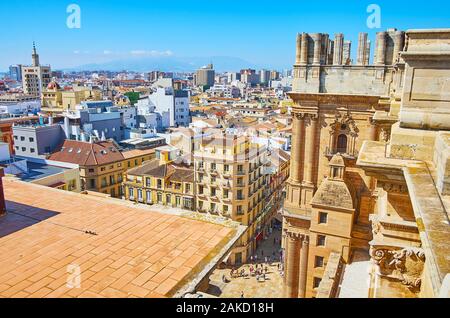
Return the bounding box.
[63,116,70,138]
[0,168,6,216]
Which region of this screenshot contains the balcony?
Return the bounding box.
[209,169,218,175]
[221,181,231,188]
[223,171,231,178]
[324,146,358,159]
[237,170,246,176]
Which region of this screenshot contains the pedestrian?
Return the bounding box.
[240,291,244,298]
[261,250,264,257]
[273,237,276,245]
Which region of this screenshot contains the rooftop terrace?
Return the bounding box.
[0,178,244,298]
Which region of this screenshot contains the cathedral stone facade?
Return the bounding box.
[283,29,450,298]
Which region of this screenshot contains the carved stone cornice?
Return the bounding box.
[288,92,380,108]
[293,112,306,120]
[377,180,409,194]
[370,245,425,292]
[286,231,306,241]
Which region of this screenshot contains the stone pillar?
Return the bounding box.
[300,33,308,65]
[329,127,336,155]
[303,115,318,185]
[369,118,377,141]
[312,33,322,65]
[295,33,302,65]
[289,113,304,184]
[333,33,344,65]
[357,32,368,65]
[392,31,405,64]
[298,236,309,298]
[285,232,301,298]
[375,31,386,65]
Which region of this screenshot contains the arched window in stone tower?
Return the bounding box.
[337,134,347,153]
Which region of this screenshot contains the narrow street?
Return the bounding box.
[208,225,285,298]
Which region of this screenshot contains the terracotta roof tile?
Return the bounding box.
[48,140,124,166]
[0,179,237,298]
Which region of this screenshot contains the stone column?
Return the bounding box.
[329,128,336,154]
[289,113,304,184]
[300,33,308,65]
[369,118,377,141]
[295,33,302,65]
[303,115,318,185]
[356,32,368,65]
[333,33,344,65]
[312,33,322,65]
[285,232,301,298]
[375,31,386,65]
[298,236,309,298]
[392,31,405,64]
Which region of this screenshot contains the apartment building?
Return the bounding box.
[21,44,51,97]
[41,81,102,113]
[48,139,155,197]
[123,158,195,211]
[12,123,66,158]
[194,134,269,264]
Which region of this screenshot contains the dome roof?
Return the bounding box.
[312,179,354,210]
[47,81,61,90]
[329,153,345,167]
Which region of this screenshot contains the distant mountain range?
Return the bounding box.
[62,56,278,73]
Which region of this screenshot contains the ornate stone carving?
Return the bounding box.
[370,245,425,292]
[380,127,391,142]
[293,112,305,120]
[286,231,303,240]
[369,214,382,236]
[377,181,409,194]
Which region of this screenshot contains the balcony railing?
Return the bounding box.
[324,146,358,159]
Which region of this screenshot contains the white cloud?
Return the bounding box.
[129,50,173,57]
[103,50,113,55]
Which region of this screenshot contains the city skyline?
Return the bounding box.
[1,0,450,71]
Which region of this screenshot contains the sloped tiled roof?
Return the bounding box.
[48,140,124,166]
[312,179,354,211]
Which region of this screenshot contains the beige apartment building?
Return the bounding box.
[194,134,269,264]
[123,146,196,211]
[48,140,155,198]
[21,43,51,97]
[41,81,102,113]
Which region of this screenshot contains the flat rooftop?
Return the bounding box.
[15,161,70,182]
[0,179,243,298]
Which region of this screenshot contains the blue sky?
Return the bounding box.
[0,0,449,71]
